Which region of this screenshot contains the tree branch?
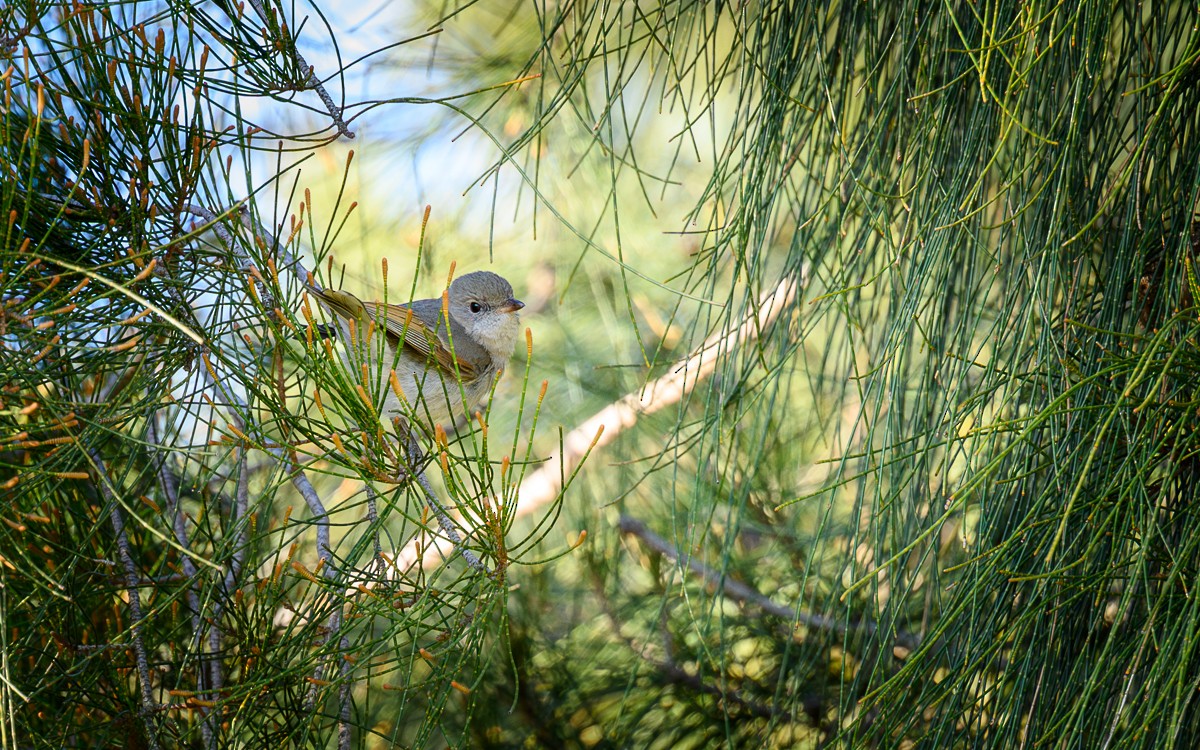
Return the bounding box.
[413,456,491,575]
[618,515,920,650]
[590,572,779,721]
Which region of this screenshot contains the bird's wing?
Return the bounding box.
[360,300,479,381]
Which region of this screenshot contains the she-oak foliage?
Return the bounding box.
[2,0,1200,748]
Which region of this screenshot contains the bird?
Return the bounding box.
[305,270,524,433]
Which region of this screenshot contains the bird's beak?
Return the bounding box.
[499,298,525,313]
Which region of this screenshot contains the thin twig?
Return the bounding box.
[196,382,260,610]
[364,485,384,564]
[144,228,222,746]
[180,203,355,739]
[198,353,352,736]
[206,625,222,739]
[177,203,313,293]
[282,452,333,577]
[280,450,349,721]
[648,659,777,719]
[591,572,778,720]
[147,422,203,628]
[89,451,161,750]
[337,633,353,750]
[199,426,253,747]
[153,253,246,747]
[618,515,920,650]
[244,0,355,139]
[178,204,236,249]
[177,204,279,310]
[414,463,490,575]
[224,431,251,593]
[236,208,311,285]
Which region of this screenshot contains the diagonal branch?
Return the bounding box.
[176,203,313,308]
[589,569,779,720]
[618,515,919,650]
[412,461,491,575]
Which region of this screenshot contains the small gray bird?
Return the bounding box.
[306,270,524,430]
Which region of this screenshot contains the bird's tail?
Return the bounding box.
[303,285,369,341]
[306,285,367,321]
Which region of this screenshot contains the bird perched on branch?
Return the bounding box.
[305,270,524,432]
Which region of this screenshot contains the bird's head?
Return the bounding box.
[446,270,524,359]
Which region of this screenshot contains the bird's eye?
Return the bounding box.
[469,302,483,314]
